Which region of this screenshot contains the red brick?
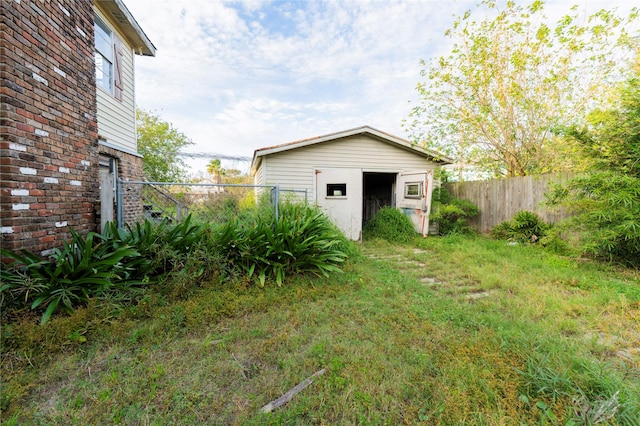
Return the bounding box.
[16,122,34,132]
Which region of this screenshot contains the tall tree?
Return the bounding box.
[136,108,193,182]
[406,0,638,178]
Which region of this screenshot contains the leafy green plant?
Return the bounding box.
[363,207,417,243]
[103,214,210,277]
[492,211,549,243]
[217,203,350,285]
[1,229,139,324]
[548,172,640,267]
[430,187,479,235]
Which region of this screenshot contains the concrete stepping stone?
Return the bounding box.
[419,277,442,285]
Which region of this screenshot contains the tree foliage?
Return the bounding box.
[137,108,193,182]
[206,159,225,184]
[548,54,640,267]
[406,0,638,178]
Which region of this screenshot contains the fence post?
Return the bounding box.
[274,184,280,219]
[116,177,124,228]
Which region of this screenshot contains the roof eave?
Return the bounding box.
[95,0,156,56]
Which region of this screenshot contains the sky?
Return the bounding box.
[122,0,636,175]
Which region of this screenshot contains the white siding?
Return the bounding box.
[94,7,137,153]
[254,157,265,185]
[262,135,438,194]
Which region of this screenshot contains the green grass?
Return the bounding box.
[2,236,639,424]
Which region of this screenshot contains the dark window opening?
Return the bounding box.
[327,183,347,197]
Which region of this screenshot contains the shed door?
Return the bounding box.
[314,168,363,241]
[396,171,434,237]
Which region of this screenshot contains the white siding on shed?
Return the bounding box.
[254,156,265,186]
[258,135,438,194]
[95,7,137,153]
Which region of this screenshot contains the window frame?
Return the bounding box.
[404,181,423,199]
[94,15,114,94]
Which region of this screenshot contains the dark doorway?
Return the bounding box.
[363,172,396,225]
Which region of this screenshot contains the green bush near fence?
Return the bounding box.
[492,210,550,244]
[430,187,479,235]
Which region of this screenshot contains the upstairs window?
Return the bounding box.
[94,15,123,100]
[94,16,113,93]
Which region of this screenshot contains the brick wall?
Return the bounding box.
[1,0,99,255]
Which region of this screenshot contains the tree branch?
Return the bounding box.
[260,369,327,413]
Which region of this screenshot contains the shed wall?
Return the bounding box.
[261,135,438,194]
[254,156,265,185]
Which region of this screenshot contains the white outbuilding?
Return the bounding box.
[251,126,453,240]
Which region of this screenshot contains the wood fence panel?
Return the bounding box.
[445,174,571,233]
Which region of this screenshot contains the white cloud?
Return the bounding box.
[123,0,638,174]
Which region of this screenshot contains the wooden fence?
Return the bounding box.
[445,174,572,233]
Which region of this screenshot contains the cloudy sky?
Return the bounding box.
[122,0,635,174]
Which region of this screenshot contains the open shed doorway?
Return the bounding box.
[363,172,396,225]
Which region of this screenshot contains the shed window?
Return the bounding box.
[327,183,347,197]
[404,182,423,199]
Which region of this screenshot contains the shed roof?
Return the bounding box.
[251,125,453,174]
[95,0,156,56]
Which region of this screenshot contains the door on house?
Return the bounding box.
[314,167,363,240]
[396,171,434,237]
[99,156,117,232]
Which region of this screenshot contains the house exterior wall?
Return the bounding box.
[1,0,148,254]
[94,5,137,153]
[258,135,439,195]
[1,0,99,254]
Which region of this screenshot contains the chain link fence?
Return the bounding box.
[115,180,308,227]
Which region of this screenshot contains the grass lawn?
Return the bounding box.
[2,236,639,424]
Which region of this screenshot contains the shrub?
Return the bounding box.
[492,211,549,244]
[216,203,351,285]
[547,172,640,267]
[103,214,210,277]
[363,207,417,243]
[1,229,141,324]
[1,215,215,324]
[430,187,479,235]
